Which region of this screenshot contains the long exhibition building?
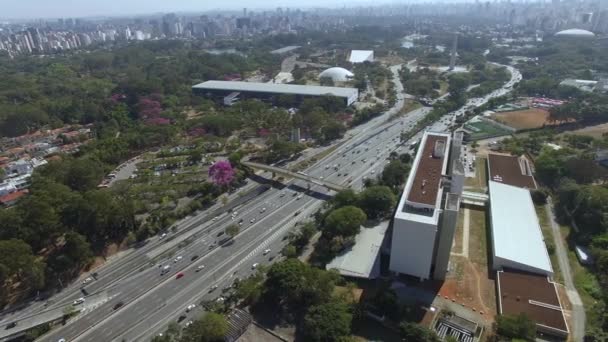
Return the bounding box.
[192,80,359,106]
[389,131,465,281]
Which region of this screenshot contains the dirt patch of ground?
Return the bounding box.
[439,207,496,318]
[237,323,286,342]
[491,108,552,130]
[565,122,608,139]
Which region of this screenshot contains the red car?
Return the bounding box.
[175,272,185,279]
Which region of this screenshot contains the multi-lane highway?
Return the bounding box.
[1,62,520,342]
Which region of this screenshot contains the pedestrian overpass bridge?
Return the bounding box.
[460,190,488,207]
[242,161,347,192]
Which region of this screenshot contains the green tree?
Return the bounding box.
[282,244,298,258]
[324,206,367,238]
[496,313,536,341]
[381,161,411,190]
[399,322,441,342]
[302,300,353,342]
[235,271,264,305]
[358,186,396,218]
[225,224,240,238]
[264,259,338,311]
[181,313,228,342]
[332,189,359,208]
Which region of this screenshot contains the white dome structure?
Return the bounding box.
[319,67,354,82]
[555,28,595,38]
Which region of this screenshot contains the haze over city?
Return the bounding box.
[0,0,607,341]
[2,0,476,19]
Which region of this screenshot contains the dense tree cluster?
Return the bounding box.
[241,259,355,342]
[151,313,229,342]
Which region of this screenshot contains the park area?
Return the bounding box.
[491,108,553,130]
[565,122,608,139]
[463,118,513,141]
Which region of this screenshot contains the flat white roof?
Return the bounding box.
[325,221,388,279]
[270,45,301,54]
[193,80,358,99]
[489,181,553,275]
[349,50,373,63]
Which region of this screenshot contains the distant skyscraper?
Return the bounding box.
[449,34,458,71]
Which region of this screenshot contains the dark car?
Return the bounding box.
[190,255,199,261]
[177,315,187,323]
[113,301,124,310]
[5,322,17,330]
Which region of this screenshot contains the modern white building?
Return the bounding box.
[488,180,553,276]
[389,131,464,280]
[319,67,354,82]
[555,28,595,38]
[349,50,374,64]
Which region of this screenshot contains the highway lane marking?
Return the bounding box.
[73,194,312,342]
[64,66,524,342]
[124,199,324,342]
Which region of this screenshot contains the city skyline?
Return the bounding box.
[1,0,448,20]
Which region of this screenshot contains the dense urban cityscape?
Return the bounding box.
[0,0,607,342]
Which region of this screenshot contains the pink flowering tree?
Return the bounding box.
[137,96,163,119]
[208,160,235,186]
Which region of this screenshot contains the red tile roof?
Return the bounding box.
[0,190,29,206]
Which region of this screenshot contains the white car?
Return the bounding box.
[196,265,205,272]
[58,339,66,342]
[296,194,303,200]
[252,263,259,269]
[260,207,266,213]
[250,218,256,223]
[82,277,92,285]
[160,233,167,239]
[186,304,196,312]
[280,192,285,197]
[73,297,85,305]
[185,321,193,327]
[174,256,183,263]
[263,249,271,255]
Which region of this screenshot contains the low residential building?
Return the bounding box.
[389,131,464,280]
[0,189,28,207]
[4,159,33,177]
[497,269,568,338]
[326,221,388,279]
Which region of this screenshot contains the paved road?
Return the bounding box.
[33,64,413,342]
[6,63,522,342]
[545,197,585,341]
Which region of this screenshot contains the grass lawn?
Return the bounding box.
[534,205,563,284]
[468,207,488,267]
[464,157,487,190]
[452,208,465,255]
[561,224,604,332]
[464,121,512,141]
[401,100,422,114]
[438,80,449,95]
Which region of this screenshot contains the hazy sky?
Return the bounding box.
[0,0,426,20]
